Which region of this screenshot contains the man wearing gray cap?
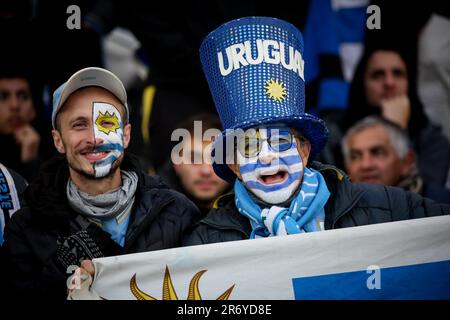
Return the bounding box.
[2,67,201,300]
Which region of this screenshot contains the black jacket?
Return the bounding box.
[2,155,201,300]
[183,162,450,246]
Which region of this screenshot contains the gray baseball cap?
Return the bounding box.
[52,67,129,128]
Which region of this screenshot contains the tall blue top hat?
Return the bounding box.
[200,16,329,182]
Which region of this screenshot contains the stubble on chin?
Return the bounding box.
[67,154,124,180]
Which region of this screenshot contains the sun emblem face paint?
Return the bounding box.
[92,102,124,178]
[237,127,303,204]
[95,110,120,135]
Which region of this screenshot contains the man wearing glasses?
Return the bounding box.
[183,17,450,245]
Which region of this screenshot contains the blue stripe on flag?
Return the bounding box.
[292,260,450,300]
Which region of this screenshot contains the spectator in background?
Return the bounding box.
[158,114,229,216]
[308,0,438,169]
[342,46,450,187]
[0,68,51,181]
[342,116,450,204]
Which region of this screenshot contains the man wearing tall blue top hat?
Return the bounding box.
[183,17,450,245]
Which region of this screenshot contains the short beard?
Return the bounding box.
[68,154,123,180]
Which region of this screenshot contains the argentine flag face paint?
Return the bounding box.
[92,102,124,178]
[237,127,303,204]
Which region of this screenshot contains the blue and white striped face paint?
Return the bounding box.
[92,102,124,178]
[237,127,303,204]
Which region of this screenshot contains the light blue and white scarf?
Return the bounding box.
[235,167,330,238]
[0,163,23,246]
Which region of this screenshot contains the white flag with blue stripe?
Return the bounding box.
[73,215,450,300]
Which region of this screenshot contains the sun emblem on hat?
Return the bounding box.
[264,79,287,102]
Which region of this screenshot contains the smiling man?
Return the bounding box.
[2,67,201,299]
[183,17,450,246]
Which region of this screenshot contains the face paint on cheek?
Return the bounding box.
[92,102,124,178]
[238,128,303,204]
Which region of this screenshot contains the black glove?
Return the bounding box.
[56,230,104,270]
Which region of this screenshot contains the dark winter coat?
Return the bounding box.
[2,154,201,300]
[183,162,450,246]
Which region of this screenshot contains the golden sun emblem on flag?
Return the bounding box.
[264,79,287,102]
[95,111,120,135]
[129,266,235,300]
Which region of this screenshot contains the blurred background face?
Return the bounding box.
[0,78,35,134]
[345,125,405,186]
[174,137,229,205]
[364,51,408,106]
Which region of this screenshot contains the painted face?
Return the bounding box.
[53,87,129,181]
[237,127,303,204]
[91,102,124,178]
